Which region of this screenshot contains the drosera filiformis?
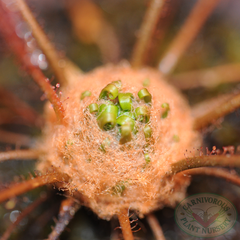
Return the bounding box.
[38,65,200,219]
[2,0,240,239]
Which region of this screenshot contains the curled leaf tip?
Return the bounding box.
[173,134,180,142]
[116,115,135,131]
[144,125,152,138]
[100,137,111,152]
[112,180,127,195]
[143,78,150,87]
[118,93,133,111]
[112,80,122,89]
[120,123,132,144]
[119,111,135,120]
[97,112,116,130]
[88,103,98,113]
[81,90,91,100]
[100,84,118,100]
[99,104,118,118]
[135,106,150,123]
[138,88,152,103]
[161,102,169,109]
[144,153,151,164]
[89,81,153,145]
[161,102,170,118]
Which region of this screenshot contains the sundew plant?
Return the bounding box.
[0,0,240,240]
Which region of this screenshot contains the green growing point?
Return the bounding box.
[94,81,153,144]
[88,103,98,113]
[143,125,152,138]
[120,124,132,144]
[161,102,170,118]
[118,93,133,110]
[112,181,128,196]
[99,83,119,100]
[144,153,151,164]
[112,80,122,89]
[138,88,152,103]
[116,115,135,131]
[97,112,116,130]
[81,90,92,100]
[135,106,150,123]
[143,78,150,87]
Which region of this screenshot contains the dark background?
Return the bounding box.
[0,0,240,239]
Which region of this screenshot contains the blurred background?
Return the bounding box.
[0,0,240,239]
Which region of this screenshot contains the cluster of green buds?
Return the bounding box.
[87,80,152,144]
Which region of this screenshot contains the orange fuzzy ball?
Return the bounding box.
[38,64,200,219]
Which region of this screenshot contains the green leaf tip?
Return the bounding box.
[99,83,118,100]
[143,78,150,87]
[138,88,152,103]
[161,102,170,118]
[81,90,92,100]
[88,103,98,113]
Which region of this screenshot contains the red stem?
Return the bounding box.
[0,172,70,203]
[193,91,240,130]
[131,0,166,68]
[15,0,68,86]
[147,213,166,240]
[169,63,240,90]
[180,167,240,187]
[0,149,40,162]
[117,209,134,240]
[171,155,240,174]
[0,3,65,123]
[0,129,32,147]
[158,0,220,74]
